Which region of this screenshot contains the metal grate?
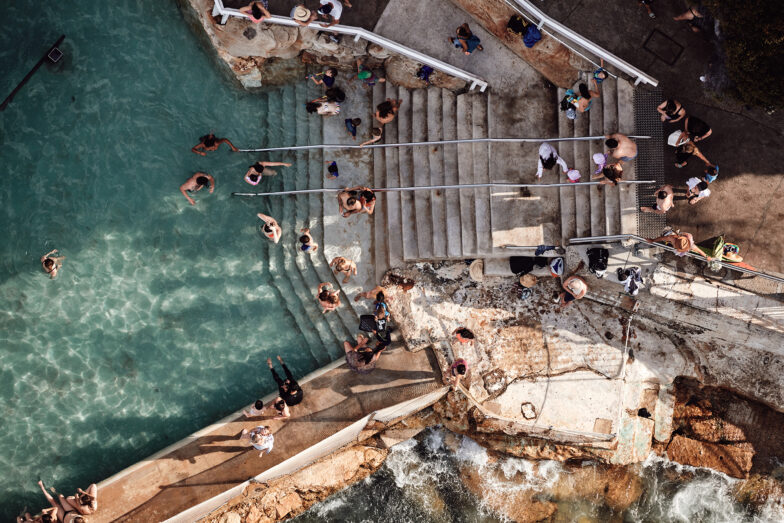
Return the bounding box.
[634,87,666,238]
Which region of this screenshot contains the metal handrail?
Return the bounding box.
[237,134,651,153]
[211,0,488,91]
[569,234,784,284]
[233,180,656,197]
[507,0,658,87]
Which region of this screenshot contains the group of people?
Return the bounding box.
[535,131,637,187]
[639,98,716,214]
[19,481,97,523]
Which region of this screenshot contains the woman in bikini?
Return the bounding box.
[41,249,65,279]
[570,79,601,114]
[657,99,686,123]
[257,213,282,244]
[244,160,292,185]
[191,133,238,156]
[592,162,623,186]
[317,282,341,313]
[330,256,357,283]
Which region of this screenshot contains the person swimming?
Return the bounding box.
[191,133,238,156]
[179,172,214,205]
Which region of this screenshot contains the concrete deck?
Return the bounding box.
[90,347,440,522]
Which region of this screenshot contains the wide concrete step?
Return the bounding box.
[456,93,477,256]
[427,87,448,258]
[573,107,591,238]
[372,83,390,282]
[411,88,433,260]
[556,87,576,244]
[442,89,463,258]
[587,79,606,237]
[382,83,404,269]
[617,79,638,236]
[602,78,621,237]
[396,88,418,261]
[472,94,491,255]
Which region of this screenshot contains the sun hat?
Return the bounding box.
[549,257,564,278]
[667,130,687,147]
[592,152,607,174]
[469,259,484,282]
[519,274,538,288]
[566,169,581,182]
[292,6,311,21]
[671,235,690,252]
[563,275,588,299]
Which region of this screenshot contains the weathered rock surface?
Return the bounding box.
[184,0,468,89]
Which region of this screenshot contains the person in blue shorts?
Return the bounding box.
[345,118,361,139]
[450,23,483,55]
[298,228,318,253]
[325,160,339,179]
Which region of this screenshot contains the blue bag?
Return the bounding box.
[523,25,541,48]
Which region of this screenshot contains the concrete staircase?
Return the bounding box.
[373,83,491,274]
[245,83,364,365]
[556,77,639,245]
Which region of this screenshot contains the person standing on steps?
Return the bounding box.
[375,98,402,125]
[244,160,292,185]
[317,282,341,313]
[268,355,303,406]
[191,133,238,156]
[330,256,357,283]
[298,227,318,253]
[180,172,214,206]
[360,127,383,147]
[535,142,568,179]
[449,23,483,55]
[337,187,363,217]
[605,133,638,163]
[641,184,675,214]
[592,162,623,186]
[257,212,282,243]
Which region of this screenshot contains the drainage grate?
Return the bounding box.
[634,87,667,239]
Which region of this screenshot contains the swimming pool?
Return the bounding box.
[0,1,343,517]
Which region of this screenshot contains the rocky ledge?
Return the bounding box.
[181,0,467,90]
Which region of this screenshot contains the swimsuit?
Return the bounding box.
[263,224,275,238]
[301,243,312,252]
[620,153,637,161]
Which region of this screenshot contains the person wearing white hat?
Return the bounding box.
[566,169,581,183]
[592,152,607,174]
[290,4,316,26]
[536,142,568,178]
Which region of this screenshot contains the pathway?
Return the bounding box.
[90,347,440,522]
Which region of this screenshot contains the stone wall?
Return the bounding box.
[183,0,466,90]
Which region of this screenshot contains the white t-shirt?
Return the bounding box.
[686,177,711,198]
[536,143,568,177]
[320,0,343,20]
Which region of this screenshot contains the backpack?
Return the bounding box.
[416,65,434,84]
[507,15,528,36]
[523,25,542,48]
[587,248,609,278]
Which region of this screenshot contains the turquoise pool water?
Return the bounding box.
[0,1,326,517]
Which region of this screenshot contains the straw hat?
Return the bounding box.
[563,275,588,299]
[519,274,538,288]
[469,259,484,282]
[292,6,312,22]
[671,234,690,252]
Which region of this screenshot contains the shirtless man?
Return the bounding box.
[191,133,238,156]
[375,98,402,125]
[641,185,675,214]
[330,256,357,283]
[180,172,214,206]
[41,249,65,279]
[605,133,637,163]
[337,188,363,217]
[257,213,282,244]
